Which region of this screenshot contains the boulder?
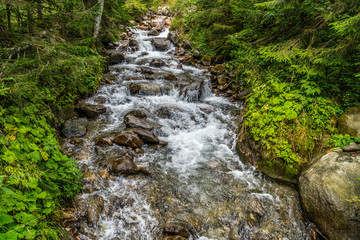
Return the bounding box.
[152,38,172,51]
[95,136,113,147]
[165,74,178,81]
[217,74,227,86]
[75,104,107,118]
[105,50,125,65]
[114,133,144,148]
[150,59,166,68]
[63,118,88,138]
[167,32,179,46]
[148,28,160,36]
[299,151,360,240]
[128,128,160,144]
[338,106,360,137]
[124,109,147,119]
[128,83,162,96]
[141,67,154,74]
[109,157,150,176]
[163,221,191,238]
[124,115,162,130]
[343,142,360,152]
[180,81,204,102]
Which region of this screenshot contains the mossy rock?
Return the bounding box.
[299,151,360,239]
[338,106,360,137]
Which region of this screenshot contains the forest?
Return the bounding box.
[0,0,359,239]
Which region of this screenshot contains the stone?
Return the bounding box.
[180,81,204,102]
[124,109,147,119]
[136,25,149,31]
[98,169,110,179]
[150,59,166,68]
[163,221,191,238]
[105,50,125,65]
[75,104,107,118]
[87,195,104,226]
[94,96,107,104]
[95,136,113,147]
[299,151,360,240]
[114,133,144,148]
[210,64,226,75]
[63,118,88,138]
[148,28,160,36]
[338,106,360,137]
[217,74,227,85]
[84,172,98,182]
[124,115,162,130]
[128,128,160,144]
[192,50,201,60]
[248,198,265,217]
[152,38,172,51]
[343,142,360,152]
[109,157,149,176]
[129,83,141,94]
[164,236,187,240]
[165,74,178,81]
[141,67,154,74]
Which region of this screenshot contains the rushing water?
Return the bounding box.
[65,15,314,240]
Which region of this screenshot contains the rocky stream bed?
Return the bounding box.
[59,11,320,240]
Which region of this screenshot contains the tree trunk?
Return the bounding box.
[27,8,34,34]
[93,0,104,39]
[36,0,43,19]
[6,3,11,31]
[16,8,22,28]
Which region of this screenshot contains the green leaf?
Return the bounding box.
[0,213,14,227]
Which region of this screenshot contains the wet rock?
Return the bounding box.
[164,236,187,240]
[95,136,113,147]
[165,74,178,81]
[248,198,265,217]
[114,133,144,148]
[128,128,160,144]
[180,81,204,102]
[202,55,212,66]
[75,104,107,118]
[217,74,227,85]
[125,109,147,119]
[59,104,79,121]
[338,106,360,137]
[168,32,179,46]
[152,38,172,51]
[148,28,161,36]
[343,142,360,152]
[76,195,104,226]
[84,172,98,182]
[210,64,226,75]
[63,118,88,138]
[192,50,201,60]
[150,59,166,68]
[109,157,150,176]
[98,169,110,179]
[129,83,141,94]
[105,50,125,64]
[124,115,162,130]
[176,48,186,56]
[299,151,360,240]
[141,67,154,74]
[94,96,107,104]
[136,25,149,31]
[163,221,191,238]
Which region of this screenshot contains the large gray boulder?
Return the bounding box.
[338,106,360,137]
[299,151,360,240]
[105,50,125,64]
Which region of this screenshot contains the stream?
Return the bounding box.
[61,14,315,240]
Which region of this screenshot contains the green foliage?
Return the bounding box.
[0,105,82,239]
[326,134,360,148]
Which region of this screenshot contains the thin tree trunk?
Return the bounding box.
[93,0,104,39]
[6,3,11,31]
[27,8,34,34]
[37,0,43,19]
[16,8,22,28]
